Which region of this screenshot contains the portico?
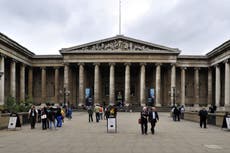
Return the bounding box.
[0,33,230,110]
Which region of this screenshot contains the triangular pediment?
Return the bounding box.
[60,35,180,54]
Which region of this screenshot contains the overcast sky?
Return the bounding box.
[0,0,230,55]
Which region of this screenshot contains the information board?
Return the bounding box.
[107,117,117,133]
[226,117,230,129]
[8,117,17,129]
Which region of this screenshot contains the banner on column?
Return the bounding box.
[85,88,92,106]
[148,88,155,106]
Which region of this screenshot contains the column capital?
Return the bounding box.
[223,59,230,64]
[155,63,162,66]
[170,63,176,66]
[109,62,116,66]
[63,62,70,66]
[93,62,100,66]
[140,62,146,66]
[78,62,85,66]
[11,58,18,63]
[180,67,187,70]
[0,53,7,58]
[54,66,60,70]
[214,64,220,68]
[124,62,131,66]
[194,67,200,70]
[40,67,46,70]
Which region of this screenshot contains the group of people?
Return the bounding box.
[28,105,73,130]
[171,105,185,121]
[139,106,159,135]
[87,105,117,123]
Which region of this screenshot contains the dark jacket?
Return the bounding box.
[140,111,148,123]
[148,111,159,122]
[199,109,208,119]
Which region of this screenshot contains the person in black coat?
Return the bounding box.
[140,107,149,135]
[148,107,159,134]
[28,105,38,129]
[199,107,208,128]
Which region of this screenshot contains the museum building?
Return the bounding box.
[0,33,229,110]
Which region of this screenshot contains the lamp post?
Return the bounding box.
[60,87,70,108]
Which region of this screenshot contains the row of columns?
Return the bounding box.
[179,60,230,107]
[0,55,229,107]
[67,62,170,107]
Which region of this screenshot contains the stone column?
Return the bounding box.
[41,67,46,102]
[64,64,70,105]
[28,68,33,99]
[181,67,186,106]
[109,63,115,105]
[207,67,212,106]
[140,63,146,106]
[54,67,59,103]
[78,63,84,106]
[20,64,25,102]
[0,55,5,105]
[215,64,221,107]
[224,60,230,107]
[10,60,16,98]
[194,68,200,106]
[155,63,161,106]
[124,63,131,106]
[171,64,176,106]
[94,63,100,105]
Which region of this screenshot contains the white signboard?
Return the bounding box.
[8,117,17,129]
[107,118,116,132]
[226,117,230,129]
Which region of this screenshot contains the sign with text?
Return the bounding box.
[107,117,117,133]
[226,117,230,129]
[8,117,17,129]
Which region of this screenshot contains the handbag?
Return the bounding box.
[138,118,142,124]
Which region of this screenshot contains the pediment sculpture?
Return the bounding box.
[79,40,156,51]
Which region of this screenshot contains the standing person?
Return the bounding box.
[99,105,103,120]
[198,107,208,128]
[173,106,180,121]
[41,107,48,130]
[180,105,185,119]
[87,106,94,122]
[28,105,38,129]
[148,107,159,134]
[48,107,56,129]
[67,107,72,120]
[140,107,149,135]
[94,105,100,122]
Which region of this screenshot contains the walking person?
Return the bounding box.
[94,105,100,122]
[140,107,149,135]
[48,107,56,129]
[28,105,38,129]
[148,107,159,134]
[198,107,208,128]
[87,106,94,122]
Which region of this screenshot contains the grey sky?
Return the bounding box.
[0,0,229,55]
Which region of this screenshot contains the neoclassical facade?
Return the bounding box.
[0,33,229,110]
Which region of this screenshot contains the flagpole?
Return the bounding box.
[119,0,121,35]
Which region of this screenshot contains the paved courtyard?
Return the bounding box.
[0,112,229,153]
